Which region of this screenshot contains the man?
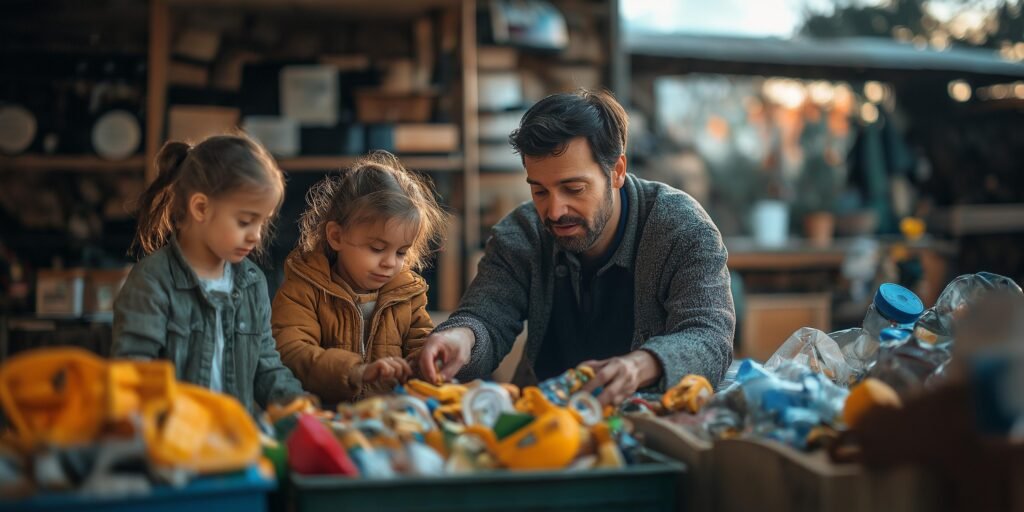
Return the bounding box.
[419,89,735,405]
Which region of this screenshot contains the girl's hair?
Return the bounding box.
[132,134,284,256]
[298,151,450,271]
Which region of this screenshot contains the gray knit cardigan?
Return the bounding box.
[436,173,735,390]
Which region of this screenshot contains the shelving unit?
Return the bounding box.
[275,156,465,173]
[3,0,624,311]
[0,156,146,173]
[144,0,476,309]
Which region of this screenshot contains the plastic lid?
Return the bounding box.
[873,283,925,325]
[879,327,912,343]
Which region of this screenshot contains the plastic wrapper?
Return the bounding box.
[689,360,849,449]
[765,327,853,386]
[868,341,951,397]
[831,327,876,382]
[915,272,1023,349]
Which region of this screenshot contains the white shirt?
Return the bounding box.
[199,264,233,392]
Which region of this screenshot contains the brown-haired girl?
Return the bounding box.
[272,151,450,404]
[112,135,304,414]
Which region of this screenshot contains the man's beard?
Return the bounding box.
[544,183,614,254]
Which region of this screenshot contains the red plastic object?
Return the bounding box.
[286,414,360,476]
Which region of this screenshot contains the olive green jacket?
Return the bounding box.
[112,239,304,414]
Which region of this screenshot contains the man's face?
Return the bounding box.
[525,137,615,254]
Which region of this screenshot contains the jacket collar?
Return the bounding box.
[167,236,262,292]
[284,248,425,304]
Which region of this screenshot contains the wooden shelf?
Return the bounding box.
[930,203,1024,236]
[276,155,464,173]
[0,155,145,173]
[166,0,459,18]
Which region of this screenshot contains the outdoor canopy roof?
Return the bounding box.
[627,33,1024,84]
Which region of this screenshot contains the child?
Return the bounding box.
[272,151,449,404]
[112,135,305,414]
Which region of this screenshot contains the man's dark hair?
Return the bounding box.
[509,88,629,177]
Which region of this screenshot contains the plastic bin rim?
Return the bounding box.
[291,448,685,488]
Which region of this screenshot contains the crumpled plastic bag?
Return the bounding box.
[831,327,876,381]
[765,327,853,386]
[708,359,849,449]
[915,272,1023,348]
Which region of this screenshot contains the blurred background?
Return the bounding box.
[1,0,1022,363]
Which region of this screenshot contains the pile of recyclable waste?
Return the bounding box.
[647,273,1022,451]
[262,367,646,478]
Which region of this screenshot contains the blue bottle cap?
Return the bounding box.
[874,283,925,325]
[879,327,912,344]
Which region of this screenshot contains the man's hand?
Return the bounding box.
[580,350,663,406]
[361,357,413,384]
[417,327,475,383]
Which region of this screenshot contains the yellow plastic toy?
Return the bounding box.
[842,378,902,429]
[405,379,467,404]
[662,374,713,414]
[143,383,261,473]
[899,216,926,241]
[107,360,177,423]
[0,347,261,475]
[266,396,316,424]
[465,388,582,470]
[0,348,108,450]
[590,422,624,469]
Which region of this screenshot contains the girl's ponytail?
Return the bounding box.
[132,141,190,255]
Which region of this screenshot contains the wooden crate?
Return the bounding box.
[630,416,712,512]
[633,416,941,512]
[741,293,831,361]
[713,438,940,512]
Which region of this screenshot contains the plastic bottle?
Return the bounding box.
[862,283,925,339]
[835,284,924,381]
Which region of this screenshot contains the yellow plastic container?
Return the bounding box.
[144,383,261,474]
[466,388,582,470]
[0,348,107,450]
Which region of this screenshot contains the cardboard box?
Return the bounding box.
[480,142,521,170]
[479,110,526,142]
[242,116,299,157]
[168,106,240,143]
[478,46,519,70]
[35,269,86,317]
[365,124,459,154]
[281,65,339,127]
[478,71,523,111]
[355,91,434,123]
[168,61,210,88]
[742,293,832,361]
[173,28,222,62]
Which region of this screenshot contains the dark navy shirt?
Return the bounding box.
[535,187,636,381]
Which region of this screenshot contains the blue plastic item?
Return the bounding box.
[879,328,912,345]
[874,283,925,325]
[0,465,274,512]
[735,359,772,384]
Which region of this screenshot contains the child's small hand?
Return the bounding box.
[361,357,413,384]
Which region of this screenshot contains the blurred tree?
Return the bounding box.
[801,0,1024,51]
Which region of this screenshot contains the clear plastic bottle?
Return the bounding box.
[862,283,925,340]
[914,272,1022,351]
[837,284,924,381]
